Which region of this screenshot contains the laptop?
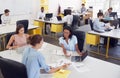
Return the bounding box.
[57,16,62,21]
[71,52,88,62]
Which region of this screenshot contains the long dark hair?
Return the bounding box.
[63,26,73,39]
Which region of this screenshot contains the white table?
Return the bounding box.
[34,19,64,36]
[34,19,65,24]
[0,24,38,35]
[0,42,120,78]
[88,29,120,58]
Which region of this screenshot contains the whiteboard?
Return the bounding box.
[0,0,32,15]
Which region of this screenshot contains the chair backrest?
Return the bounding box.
[71,15,79,28]
[0,57,27,78]
[5,32,15,47]
[0,14,3,24]
[64,9,71,16]
[89,19,94,30]
[16,20,29,33]
[73,31,85,51]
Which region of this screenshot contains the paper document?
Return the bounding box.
[52,50,64,55]
[72,63,90,72]
[48,59,71,68]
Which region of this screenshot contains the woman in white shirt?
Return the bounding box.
[1,9,11,24]
[59,26,83,57]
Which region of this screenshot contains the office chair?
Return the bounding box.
[71,15,79,29]
[0,14,3,24]
[5,32,15,48]
[16,20,29,33]
[0,57,27,78]
[89,19,94,30]
[64,9,71,16]
[73,30,85,52]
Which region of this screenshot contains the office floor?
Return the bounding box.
[44,24,120,65]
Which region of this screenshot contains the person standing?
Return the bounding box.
[59,26,83,57]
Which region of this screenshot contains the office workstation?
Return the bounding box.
[0,0,120,78]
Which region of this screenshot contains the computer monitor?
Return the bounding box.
[45,13,53,19]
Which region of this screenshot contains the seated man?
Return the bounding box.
[63,10,73,26]
[93,12,113,33]
[37,7,45,19]
[1,9,11,24]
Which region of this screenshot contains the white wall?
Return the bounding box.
[59,0,81,12]
[0,0,31,15]
[0,0,82,17]
[47,0,81,16]
[0,0,40,23]
[86,0,110,18]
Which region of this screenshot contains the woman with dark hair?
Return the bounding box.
[59,26,82,57]
[6,24,29,49]
[22,34,69,78]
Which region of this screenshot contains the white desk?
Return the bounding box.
[0,24,38,35]
[34,19,64,35]
[88,29,120,58]
[34,19,65,24]
[0,42,120,78]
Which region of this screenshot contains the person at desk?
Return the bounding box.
[59,26,83,57]
[63,10,73,26]
[37,7,45,19]
[22,34,69,78]
[6,24,29,49]
[80,3,86,14]
[104,7,113,17]
[93,12,112,32]
[1,9,11,24]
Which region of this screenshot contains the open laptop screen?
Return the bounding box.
[71,52,88,62]
[57,16,62,21]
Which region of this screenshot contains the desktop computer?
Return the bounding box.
[45,13,53,21]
